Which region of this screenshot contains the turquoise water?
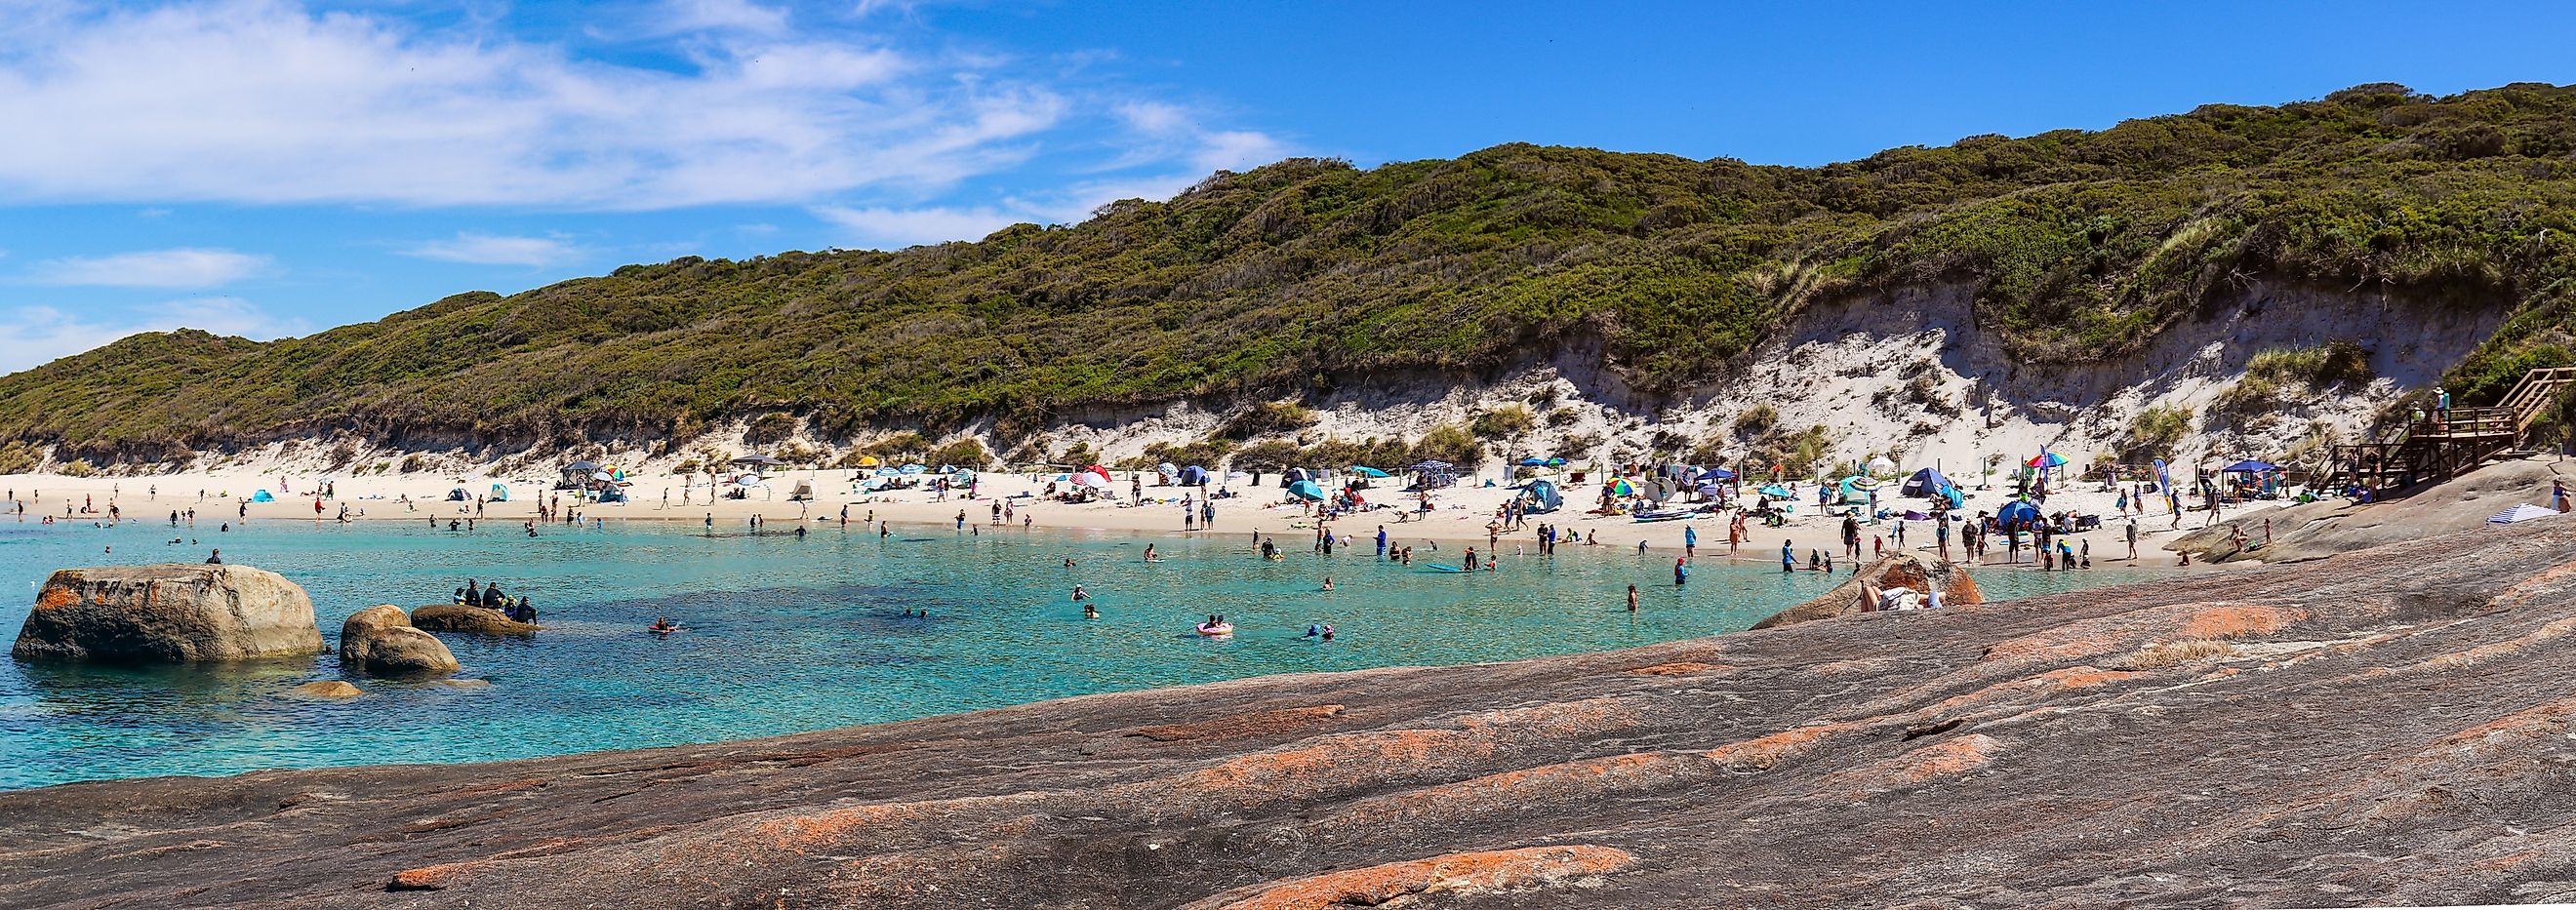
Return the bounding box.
[0,517,2145,790]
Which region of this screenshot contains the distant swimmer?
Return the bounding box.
[1321,576,1334,592]
[1071,585,1090,602]
[1304,622,1336,642]
[1064,557,1076,568]
[1143,544,1158,562]
[648,616,682,635]
[1082,602,1100,619]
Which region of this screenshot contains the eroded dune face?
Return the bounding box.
[9,523,2576,908]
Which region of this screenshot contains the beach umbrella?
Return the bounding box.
[2221,459,2279,474]
[1606,478,1635,496]
[901,463,927,474]
[1546,456,1567,467]
[1411,459,1453,471]
[1348,465,1390,477]
[1758,484,1791,497]
[857,455,881,467]
[564,459,601,472]
[1867,455,1896,474]
[874,467,903,477]
[1519,456,1549,467]
[1695,467,1736,482]
[1842,474,1885,491]
[2027,451,2067,469]
[1996,500,2039,524]
[1070,471,1111,490]
[2490,503,2562,525]
[1287,480,1325,501]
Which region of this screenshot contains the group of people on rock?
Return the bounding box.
[453,577,538,623]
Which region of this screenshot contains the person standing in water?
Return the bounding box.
[1781,539,1795,574]
[1626,583,1639,613]
[1674,557,1689,586]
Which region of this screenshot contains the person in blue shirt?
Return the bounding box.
[1781,539,1795,573]
[1683,526,1698,556]
[1375,525,1389,559]
[1673,557,1689,586]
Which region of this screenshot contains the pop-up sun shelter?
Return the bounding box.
[1521,479,1562,512]
[251,489,277,502]
[1287,480,1325,501]
[1996,499,2040,525]
[488,484,510,502]
[1178,465,1210,486]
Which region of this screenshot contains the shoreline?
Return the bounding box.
[3,464,2222,573]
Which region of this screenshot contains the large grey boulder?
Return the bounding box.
[12,564,325,662]
[339,605,460,679]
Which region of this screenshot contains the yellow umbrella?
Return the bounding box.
[857,455,882,467]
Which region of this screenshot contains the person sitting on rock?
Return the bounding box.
[481,581,505,609]
[456,578,478,605]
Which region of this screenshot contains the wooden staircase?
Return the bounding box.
[2324,367,2576,493]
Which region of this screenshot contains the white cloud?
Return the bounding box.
[0,297,307,374]
[29,248,273,288]
[397,232,582,267]
[0,0,1076,209]
[658,0,788,35]
[812,205,1026,249]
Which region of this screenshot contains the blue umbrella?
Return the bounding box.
[1695,467,1737,482]
[1287,480,1325,501]
[2221,459,2278,473]
[1348,465,1390,477]
[1758,484,1791,497]
[1519,457,1548,467]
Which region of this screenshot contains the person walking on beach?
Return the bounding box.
[1683,525,1698,557]
[2125,518,2140,561]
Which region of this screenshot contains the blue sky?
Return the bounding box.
[4,0,2574,372]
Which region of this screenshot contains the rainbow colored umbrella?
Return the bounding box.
[2027,451,2067,469]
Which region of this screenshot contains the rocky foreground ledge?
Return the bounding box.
[11,528,2576,908]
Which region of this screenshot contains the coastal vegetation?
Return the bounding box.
[14,83,2576,463]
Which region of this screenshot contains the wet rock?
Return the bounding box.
[1751,550,1982,628]
[288,680,362,699]
[410,604,540,636]
[435,679,492,690]
[11,564,324,662]
[339,605,459,679]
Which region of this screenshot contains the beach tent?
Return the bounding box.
[488,484,510,502]
[1758,484,1792,497]
[251,489,277,502]
[1178,465,1211,486]
[1286,480,1325,501]
[789,481,815,501]
[1901,468,1952,498]
[873,467,903,477]
[1285,467,1314,484]
[2221,459,2279,474]
[597,487,626,503]
[1996,499,2040,525]
[1348,465,1389,478]
[2490,503,2562,525]
[1521,479,1562,512]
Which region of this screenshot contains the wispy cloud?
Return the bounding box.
[0,1,1070,210]
[29,248,272,288]
[397,232,582,267]
[0,297,307,373]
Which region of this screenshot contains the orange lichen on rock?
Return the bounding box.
[2176,605,2310,640]
[1127,705,1348,742]
[1822,734,2006,795]
[1910,665,2142,719]
[386,861,479,890]
[1181,845,1639,910]
[1704,722,1863,772]
[31,582,76,613]
[1625,661,1727,677]
[1318,752,1714,831]
[1142,697,1646,808]
[751,793,1049,852]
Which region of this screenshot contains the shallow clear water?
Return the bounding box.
[0,515,2146,790]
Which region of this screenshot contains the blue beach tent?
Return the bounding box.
[1286,480,1325,501]
[1520,479,1563,513]
[249,489,276,502]
[1178,465,1210,486]
[1996,499,2040,525]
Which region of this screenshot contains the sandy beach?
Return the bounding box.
[0,461,2214,572]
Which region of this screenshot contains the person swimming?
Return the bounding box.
[1082,602,1100,619]
[1144,544,1158,562]
[1071,585,1089,602]
[1321,576,1334,591]
[648,616,681,634]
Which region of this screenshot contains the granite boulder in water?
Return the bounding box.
[11,564,324,662]
[410,603,539,635]
[339,605,460,679]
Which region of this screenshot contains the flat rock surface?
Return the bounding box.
[11,524,2576,907]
